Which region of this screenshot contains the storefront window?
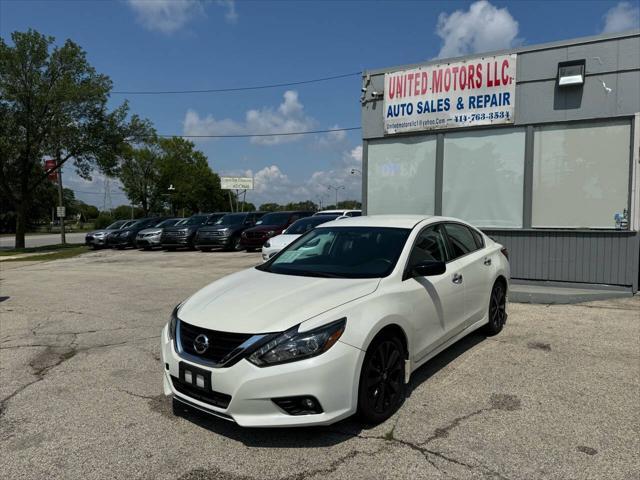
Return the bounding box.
[443,129,525,228]
[532,121,631,228]
[367,137,436,215]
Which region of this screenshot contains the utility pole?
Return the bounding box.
[327,185,345,208]
[56,158,66,245]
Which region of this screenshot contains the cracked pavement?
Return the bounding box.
[1,249,638,479]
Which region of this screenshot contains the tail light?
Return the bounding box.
[500,247,509,260]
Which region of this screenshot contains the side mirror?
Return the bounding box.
[410,260,446,278]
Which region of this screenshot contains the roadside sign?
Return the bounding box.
[221,176,254,190]
[57,206,66,218]
[44,159,58,181]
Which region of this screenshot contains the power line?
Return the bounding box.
[112,71,362,95]
[156,126,360,138]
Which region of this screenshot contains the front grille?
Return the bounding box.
[198,230,224,239]
[246,231,266,239]
[164,230,187,237]
[179,320,253,364]
[171,376,231,409]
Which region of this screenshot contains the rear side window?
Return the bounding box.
[444,223,479,259]
[471,228,484,248]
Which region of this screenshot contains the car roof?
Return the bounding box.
[315,209,361,214]
[314,214,463,229]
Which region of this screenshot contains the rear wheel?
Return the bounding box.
[357,335,406,424]
[483,281,507,336]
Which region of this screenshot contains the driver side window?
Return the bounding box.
[408,225,448,267]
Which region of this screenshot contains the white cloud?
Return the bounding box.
[217,0,238,24]
[435,0,519,58]
[226,145,363,206]
[602,2,640,33]
[127,0,238,33]
[127,0,205,34]
[183,90,317,145]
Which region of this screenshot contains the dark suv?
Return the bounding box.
[240,211,314,251]
[107,217,163,249]
[195,212,266,251]
[160,213,227,250]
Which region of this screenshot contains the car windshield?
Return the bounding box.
[205,214,225,225]
[260,227,410,278]
[184,216,208,226]
[106,220,126,230]
[256,212,290,225]
[284,216,339,235]
[122,220,137,228]
[215,213,246,225]
[155,218,179,228]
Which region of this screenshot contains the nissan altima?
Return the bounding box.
[161,215,509,427]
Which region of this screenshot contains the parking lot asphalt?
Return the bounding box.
[0,249,638,480]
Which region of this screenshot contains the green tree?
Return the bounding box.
[337,200,362,209]
[0,30,151,247]
[156,137,225,214]
[258,203,281,212]
[284,200,317,211]
[112,204,144,220]
[119,142,161,216]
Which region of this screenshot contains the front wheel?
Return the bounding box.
[357,335,406,424]
[483,281,507,336]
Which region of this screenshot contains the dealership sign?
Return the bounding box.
[383,54,517,134]
[220,176,254,190]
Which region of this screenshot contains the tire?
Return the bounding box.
[245,248,255,253]
[357,334,406,424]
[231,236,243,251]
[483,280,507,336]
[200,247,211,252]
[166,247,176,252]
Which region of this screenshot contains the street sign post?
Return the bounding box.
[57,206,66,218]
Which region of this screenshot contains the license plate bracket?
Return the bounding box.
[179,362,212,391]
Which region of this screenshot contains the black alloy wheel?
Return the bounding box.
[484,281,507,336]
[232,236,243,251]
[358,336,406,424]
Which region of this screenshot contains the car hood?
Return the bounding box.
[163,226,194,232]
[268,234,301,248]
[246,224,285,233]
[178,268,380,334]
[198,225,240,233]
[87,229,117,236]
[138,228,162,235]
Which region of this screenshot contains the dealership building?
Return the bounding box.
[360,30,640,295]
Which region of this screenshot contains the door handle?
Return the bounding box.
[452,273,463,284]
[484,258,492,266]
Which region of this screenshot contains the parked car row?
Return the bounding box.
[85,210,361,254]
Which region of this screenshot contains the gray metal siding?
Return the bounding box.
[484,230,639,291]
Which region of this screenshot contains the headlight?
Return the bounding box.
[266,230,275,237]
[94,232,105,237]
[248,318,346,367]
[168,303,181,340]
[264,240,271,248]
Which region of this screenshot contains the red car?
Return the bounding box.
[239,211,313,251]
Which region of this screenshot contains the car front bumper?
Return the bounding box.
[196,236,232,248]
[136,235,161,247]
[261,245,281,261]
[160,325,364,427]
[85,236,107,246]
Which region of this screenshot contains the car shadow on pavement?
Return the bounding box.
[174,331,487,448]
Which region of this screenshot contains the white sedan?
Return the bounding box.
[161,215,510,427]
[261,214,340,260]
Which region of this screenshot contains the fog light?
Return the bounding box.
[272,396,323,415]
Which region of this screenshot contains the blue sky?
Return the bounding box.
[1,0,639,208]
